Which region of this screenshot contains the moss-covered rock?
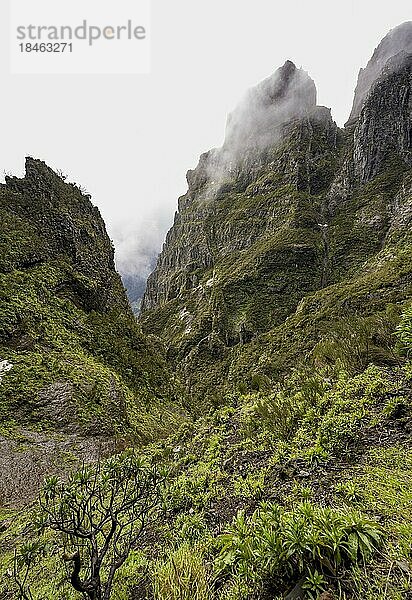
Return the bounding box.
[140,54,412,405]
[0,158,178,505]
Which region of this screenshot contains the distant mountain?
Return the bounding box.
[122,267,156,316]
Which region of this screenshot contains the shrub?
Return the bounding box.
[14,452,165,600]
[152,543,213,600]
[250,391,304,440]
[396,305,412,357]
[312,314,398,373]
[215,502,382,595]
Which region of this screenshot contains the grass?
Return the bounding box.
[152,544,213,600]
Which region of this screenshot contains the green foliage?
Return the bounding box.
[166,460,225,511]
[312,313,398,374]
[14,540,48,600]
[239,362,397,459]
[314,365,392,452]
[215,502,382,597]
[396,304,412,356]
[330,446,412,599]
[152,543,213,600]
[242,370,328,443]
[110,550,148,600]
[348,446,412,563]
[233,470,266,500]
[302,568,327,600]
[243,391,304,441]
[215,501,382,593]
[335,480,361,503]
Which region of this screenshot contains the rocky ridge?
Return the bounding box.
[0,159,173,504]
[141,23,412,402]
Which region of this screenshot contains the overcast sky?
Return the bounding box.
[1,0,411,280]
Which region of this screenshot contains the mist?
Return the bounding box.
[1,0,412,303]
[190,61,318,200]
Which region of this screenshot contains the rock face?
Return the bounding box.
[352,53,412,182]
[221,60,317,166]
[347,21,412,125]
[0,158,170,431]
[140,25,412,402]
[330,51,412,201]
[0,159,171,504]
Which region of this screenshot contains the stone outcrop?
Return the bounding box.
[140,25,412,401]
[2,158,126,312]
[178,61,320,207]
[329,51,412,202]
[347,21,412,125]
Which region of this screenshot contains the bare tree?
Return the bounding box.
[14,451,165,600]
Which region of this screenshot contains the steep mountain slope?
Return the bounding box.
[347,21,412,125]
[140,25,412,404]
[1,23,412,600]
[0,159,175,505]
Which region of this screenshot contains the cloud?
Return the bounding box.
[111,218,164,279]
[348,21,412,123]
[185,60,318,200]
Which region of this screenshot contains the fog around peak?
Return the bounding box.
[348,21,412,124]
[224,61,316,153]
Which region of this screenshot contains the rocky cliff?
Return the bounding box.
[347,21,412,125]
[2,25,412,600]
[0,159,173,504]
[140,26,412,403]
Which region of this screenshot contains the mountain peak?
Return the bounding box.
[224,61,316,152]
[182,62,319,201]
[347,21,412,125]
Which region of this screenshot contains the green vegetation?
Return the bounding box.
[396,305,412,357]
[3,52,412,600]
[152,544,213,600]
[4,306,411,598]
[215,503,382,591]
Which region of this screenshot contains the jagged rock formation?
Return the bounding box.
[2,158,126,312]
[347,21,412,125]
[0,159,172,505]
[141,28,412,403]
[2,25,412,600]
